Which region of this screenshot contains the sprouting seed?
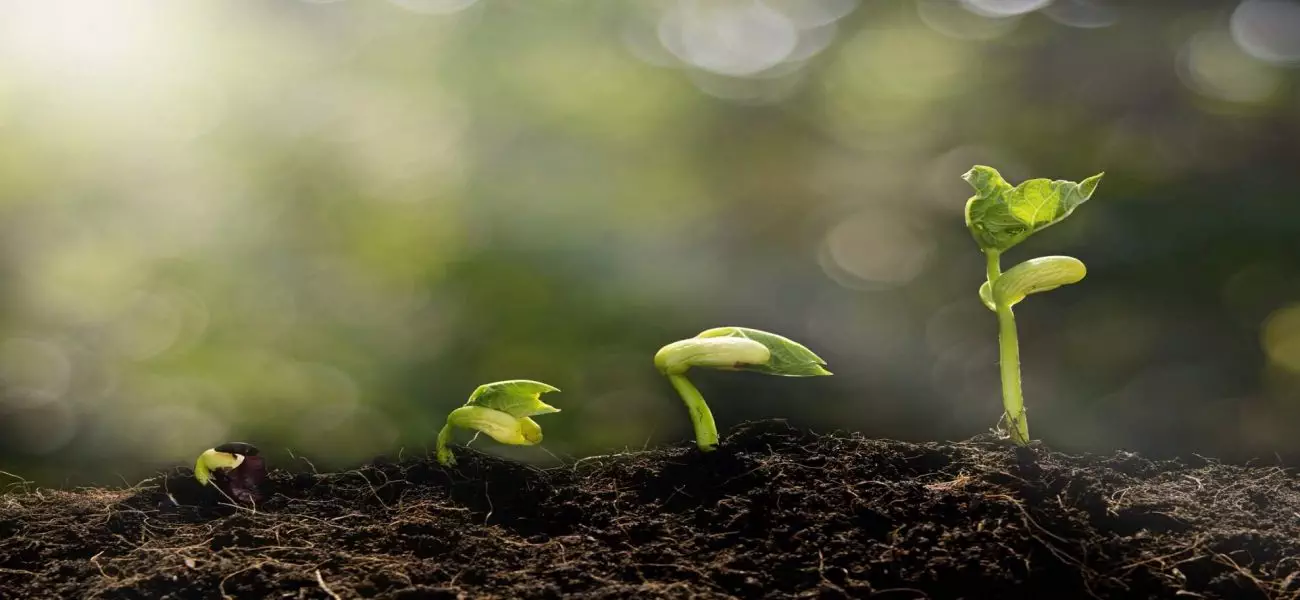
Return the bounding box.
[194,442,266,503]
[435,379,561,466]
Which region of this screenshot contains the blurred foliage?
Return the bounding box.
[2,0,1300,485]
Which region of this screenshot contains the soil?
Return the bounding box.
[2,420,1300,599]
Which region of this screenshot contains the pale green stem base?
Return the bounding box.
[436,423,456,466]
[995,303,1029,445]
[668,374,719,451]
[987,250,1030,446]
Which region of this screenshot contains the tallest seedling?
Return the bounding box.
[964,165,1103,445]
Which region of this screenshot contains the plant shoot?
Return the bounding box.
[655,326,831,451]
[436,379,561,466]
[194,442,266,503]
[964,165,1103,445]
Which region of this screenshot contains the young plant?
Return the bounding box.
[654,326,831,451]
[963,165,1103,445]
[194,442,266,503]
[436,379,561,466]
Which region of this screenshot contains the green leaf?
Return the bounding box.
[465,379,561,418]
[447,405,538,445]
[654,337,771,375]
[1006,179,1058,226]
[963,166,1103,252]
[978,281,996,311]
[963,166,1026,251]
[992,256,1087,307]
[695,327,831,377]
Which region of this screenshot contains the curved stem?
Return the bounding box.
[667,374,719,451]
[995,302,1029,445]
[435,422,456,466]
[194,456,212,486]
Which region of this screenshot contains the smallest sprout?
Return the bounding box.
[195,442,258,485]
[436,379,561,466]
[194,442,265,503]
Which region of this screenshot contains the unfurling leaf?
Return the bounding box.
[437,380,561,466]
[964,166,1103,252]
[695,326,832,377]
[992,256,1087,307]
[465,379,561,418]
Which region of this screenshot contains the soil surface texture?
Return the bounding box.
[3,420,1300,599]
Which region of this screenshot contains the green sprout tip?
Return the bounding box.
[436,379,561,466]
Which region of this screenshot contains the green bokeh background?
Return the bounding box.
[3,0,1300,486]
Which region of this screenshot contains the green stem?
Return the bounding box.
[435,422,456,466]
[986,249,1028,445]
[995,302,1029,445]
[985,249,1002,282]
[668,373,719,451]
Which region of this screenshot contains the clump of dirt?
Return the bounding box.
[2,420,1299,599]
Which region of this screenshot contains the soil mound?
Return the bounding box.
[3,421,1299,599]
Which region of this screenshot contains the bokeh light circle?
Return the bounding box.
[659,0,799,77]
[1177,30,1280,104]
[1263,303,1300,372]
[1041,0,1118,28]
[960,0,1052,18]
[917,0,1021,41]
[387,0,480,14]
[819,211,935,290]
[1230,0,1300,65]
[0,338,72,403]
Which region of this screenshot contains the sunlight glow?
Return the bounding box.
[0,0,164,79]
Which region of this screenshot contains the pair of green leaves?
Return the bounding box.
[450,379,560,445]
[463,379,560,422]
[655,326,832,377]
[438,380,560,466]
[964,165,1103,253]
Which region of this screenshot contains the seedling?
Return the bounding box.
[963,165,1103,445]
[194,442,266,503]
[655,326,831,451]
[436,379,561,466]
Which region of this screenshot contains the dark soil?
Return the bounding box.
[3,421,1300,599]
